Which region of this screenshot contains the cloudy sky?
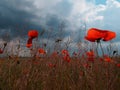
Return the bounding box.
[0,0,120,41]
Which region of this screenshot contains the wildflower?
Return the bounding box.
[103,55,111,62]
[86,50,95,61]
[86,50,94,56]
[103,30,116,41]
[61,49,69,56]
[38,48,46,54]
[85,28,116,42]
[63,55,71,63]
[26,30,38,48]
[28,30,38,39]
[85,28,105,42]
[26,43,32,48]
[0,49,3,54]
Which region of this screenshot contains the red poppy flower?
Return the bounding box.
[63,55,71,63]
[0,49,3,54]
[26,43,32,48]
[86,50,95,61]
[103,31,116,41]
[85,28,106,42]
[26,30,38,48]
[61,49,69,56]
[86,50,94,57]
[38,48,46,54]
[85,28,116,42]
[28,30,38,39]
[103,55,111,62]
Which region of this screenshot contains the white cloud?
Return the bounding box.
[106,0,120,8]
[33,0,62,9]
[85,0,120,39]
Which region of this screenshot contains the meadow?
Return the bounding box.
[0,28,120,90]
[0,56,120,90]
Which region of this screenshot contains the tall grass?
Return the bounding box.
[0,56,120,90]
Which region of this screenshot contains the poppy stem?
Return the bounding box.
[3,45,6,51]
[3,42,7,50]
[96,42,99,57]
[99,41,104,56]
[96,39,101,57]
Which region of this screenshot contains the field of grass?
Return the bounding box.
[0,29,119,90]
[0,56,120,90]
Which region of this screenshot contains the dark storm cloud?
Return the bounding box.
[0,0,42,39]
[0,0,73,42]
[46,15,63,29]
[0,0,86,43]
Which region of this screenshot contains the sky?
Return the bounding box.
[0,0,120,42]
